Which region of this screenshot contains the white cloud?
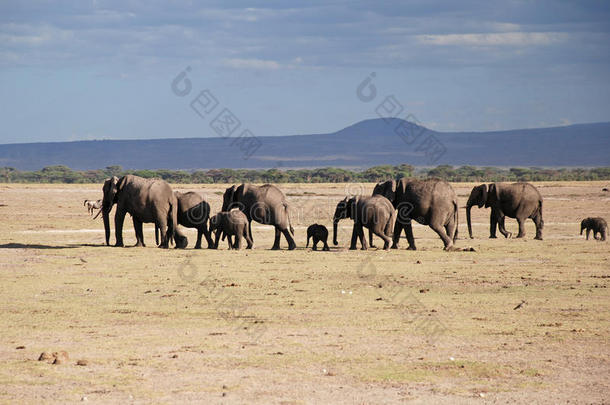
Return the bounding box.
[223,58,281,70]
[417,32,569,46]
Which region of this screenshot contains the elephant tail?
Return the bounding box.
[284,202,295,236]
[537,199,544,228]
[167,201,176,245]
[453,200,459,241]
[385,205,396,237]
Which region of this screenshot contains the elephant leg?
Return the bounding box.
[114,209,126,247]
[133,217,145,247]
[489,211,498,238]
[358,225,368,250]
[429,220,453,250]
[202,221,214,249]
[323,239,330,251]
[497,215,512,238]
[272,227,281,250]
[234,232,242,250]
[312,237,318,251]
[369,228,376,248]
[194,228,203,249]
[373,228,391,250]
[349,223,359,250]
[515,217,526,238]
[586,228,590,240]
[283,228,296,250]
[244,227,254,249]
[391,219,403,249]
[212,230,221,249]
[405,220,416,250]
[532,213,543,240]
[156,217,169,248]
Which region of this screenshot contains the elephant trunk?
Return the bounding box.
[102,209,111,246]
[333,218,339,245]
[466,205,474,239]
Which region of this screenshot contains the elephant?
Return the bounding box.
[101,175,177,248]
[209,210,253,250]
[580,217,607,241]
[306,224,330,251]
[466,182,543,240]
[372,178,458,250]
[154,191,213,249]
[332,195,395,250]
[222,183,296,250]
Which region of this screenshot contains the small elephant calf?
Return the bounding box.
[580,217,607,241]
[306,224,330,251]
[209,210,253,250]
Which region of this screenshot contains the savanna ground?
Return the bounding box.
[0,181,608,404]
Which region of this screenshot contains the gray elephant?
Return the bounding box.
[580,217,607,241]
[306,224,330,251]
[373,178,458,250]
[333,195,395,250]
[466,182,543,240]
[155,191,213,249]
[222,183,296,250]
[101,175,177,248]
[209,210,253,250]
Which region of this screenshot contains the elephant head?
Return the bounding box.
[580,219,588,235]
[333,197,355,245]
[372,180,397,206]
[466,183,501,238]
[209,214,220,235]
[466,184,488,239]
[222,185,241,212]
[101,176,124,246]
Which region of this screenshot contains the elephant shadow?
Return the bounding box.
[0,243,106,250]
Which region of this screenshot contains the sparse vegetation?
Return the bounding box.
[1,164,609,184]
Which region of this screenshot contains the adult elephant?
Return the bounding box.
[373,178,458,250]
[101,175,177,248]
[333,195,395,250]
[466,182,543,240]
[222,183,296,250]
[155,191,213,249]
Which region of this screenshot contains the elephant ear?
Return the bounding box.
[484,183,498,208]
[235,184,245,202]
[102,176,121,208]
[115,176,127,192]
[222,185,237,211]
[477,184,487,208]
[376,180,396,203]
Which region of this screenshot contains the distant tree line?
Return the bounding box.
[1,164,609,184]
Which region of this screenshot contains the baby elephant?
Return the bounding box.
[306,224,330,251]
[209,210,253,250]
[580,217,607,241]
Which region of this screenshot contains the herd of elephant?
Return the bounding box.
[98,175,607,251]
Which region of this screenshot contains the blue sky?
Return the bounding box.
[1,0,609,143]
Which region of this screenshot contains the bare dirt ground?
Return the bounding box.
[0,181,608,404]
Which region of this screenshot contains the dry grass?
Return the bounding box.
[0,181,608,403]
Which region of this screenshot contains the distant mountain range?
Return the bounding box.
[0,118,608,170]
